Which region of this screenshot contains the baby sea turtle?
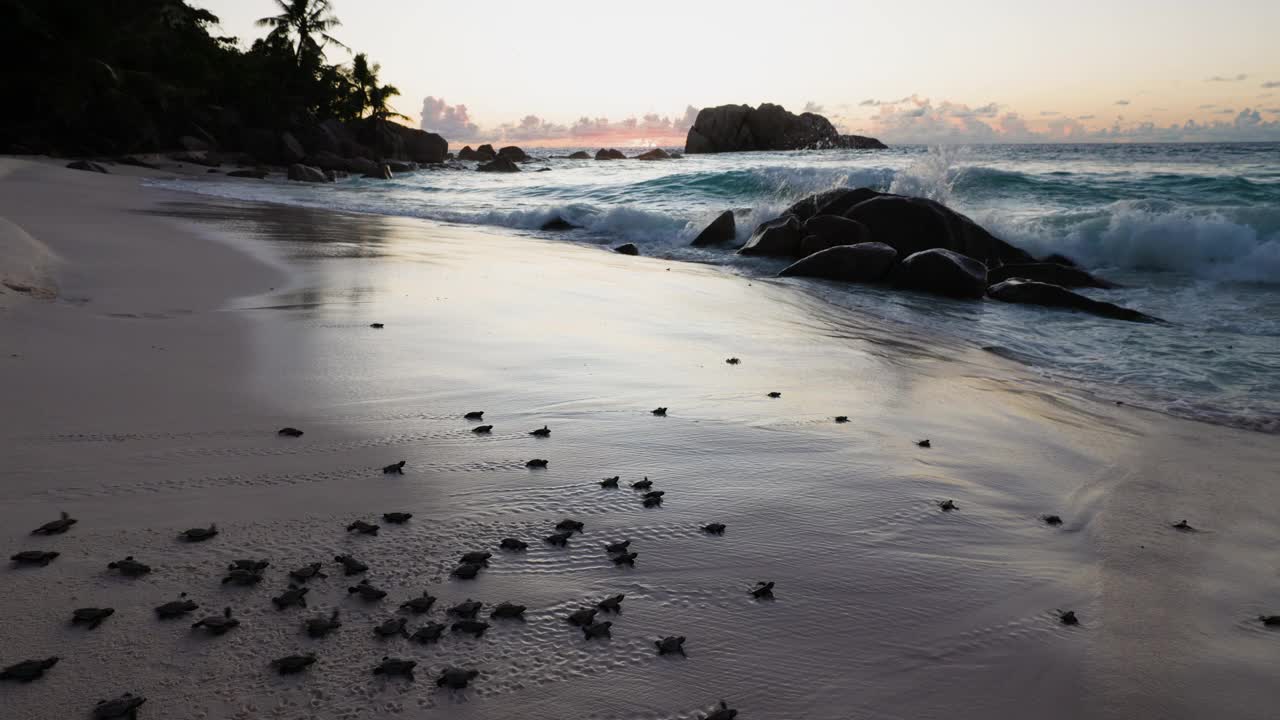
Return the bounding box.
[597,594,625,613]
[631,478,653,490]
[651,407,668,416]
[1258,615,1280,627]
[1057,610,1079,626]
[229,559,269,572]
[452,563,483,580]
[373,656,416,680]
[272,584,310,610]
[499,538,528,551]
[702,523,726,535]
[612,552,638,567]
[71,607,114,629]
[436,667,479,689]
[382,460,406,474]
[451,619,489,637]
[12,550,59,566]
[726,358,741,365]
[643,496,664,508]
[750,581,775,599]
[460,551,492,566]
[92,693,146,719]
[370,322,384,328]
[191,607,239,635]
[605,540,631,554]
[108,556,152,577]
[449,599,483,618]
[1172,519,1195,531]
[917,439,932,448]
[382,512,412,524]
[545,531,572,547]
[582,621,613,639]
[464,411,485,420]
[334,554,367,575]
[278,427,304,437]
[600,476,620,488]
[530,425,551,437]
[490,602,527,619]
[374,617,409,638]
[179,524,218,542]
[346,520,380,535]
[767,392,781,398]
[154,593,198,619]
[400,590,437,614]
[289,562,327,582]
[643,490,665,500]
[1,657,58,682]
[221,568,263,586]
[567,608,598,626]
[348,579,387,601]
[526,458,549,468]
[1042,514,1063,526]
[556,519,585,533]
[703,700,739,720]
[937,499,957,511]
[32,511,77,535]
[410,622,446,643]
[272,654,316,675]
[305,610,342,638]
[655,635,686,656]
[472,424,493,433]
[835,416,849,423]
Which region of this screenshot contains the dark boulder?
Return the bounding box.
[477,157,520,173]
[498,146,529,162]
[634,148,671,160]
[323,168,348,181]
[541,216,580,231]
[306,150,348,171]
[1043,253,1078,267]
[739,216,803,257]
[281,132,306,163]
[691,211,737,247]
[385,160,416,173]
[363,164,393,180]
[458,146,481,161]
[180,135,211,152]
[844,195,1034,267]
[67,160,108,173]
[170,151,220,167]
[799,215,871,256]
[227,169,268,179]
[779,242,898,283]
[614,243,640,255]
[288,164,330,183]
[595,148,626,160]
[785,188,884,222]
[346,156,378,176]
[568,151,591,159]
[475,144,498,161]
[350,119,447,164]
[892,248,988,299]
[988,279,1160,322]
[685,103,886,153]
[988,262,1117,289]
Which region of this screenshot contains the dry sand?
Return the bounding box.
[1,157,1277,720]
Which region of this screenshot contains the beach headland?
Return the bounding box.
[2,158,1278,719]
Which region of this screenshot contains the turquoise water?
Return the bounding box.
[156,143,1280,432]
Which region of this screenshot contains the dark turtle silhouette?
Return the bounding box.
[1,657,58,682]
[643,496,664,508]
[917,439,931,448]
[107,556,151,577]
[451,619,489,637]
[191,607,239,635]
[835,416,849,423]
[92,693,146,719]
[651,407,668,416]
[411,622,446,643]
[155,593,198,619]
[464,411,485,420]
[278,427,304,437]
[530,425,551,437]
[221,568,263,586]
[702,523,726,535]
[370,322,384,328]
[334,554,368,575]
[460,551,492,566]
[305,610,342,638]
[938,499,957,511]
[1172,519,1195,531]
[612,552,638,567]
[272,654,316,674]
[383,461,406,474]
[1259,615,1280,627]
[642,490,665,500]
[229,559,269,573]
[1057,610,1079,626]
[436,667,479,689]
[472,424,493,433]
[597,594,625,613]
[1042,514,1064,526]
[374,617,409,638]
[448,599,482,618]
[582,621,612,639]
[289,562,328,582]
[490,602,527,619]
[605,540,631,554]
[179,524,218,542]
[452,563,483,580]
[32,511,76,535]
[71,607,114,629]
[400,590,437,614]
[526,459,549,468]
[499,538,528,551]
[750,581,775,599]
[600,476,620,488]
[12,550,59,566]
[703,700,738,720]
[373,656,416,680]
[347,520,380,535]
[348,579,387,601]
[556,519,585,533]
[631,478,653,490]
[545,531,572,547]
[272,585,310,610]
[382,512,412,524]
[725,358,740,365]
[767,392,781,398]
[566,608,597,626]
[655,635,686,656]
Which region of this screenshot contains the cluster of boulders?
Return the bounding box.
[685,104,887,154]
[687,188,1159,322]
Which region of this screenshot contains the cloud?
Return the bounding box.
[1077,114,1096,120]
[1264,108,1280,114]
[1215,108,1236,115]
[803,101,825,114]
[858,96,915,107]
[1039,111,1060,116]
[1114,100,1131,106]
[419,100,699,146]
[1263,81,1280,89]
[420,97,479,139]
[1198,103,1217,109]
[1206,73,1248,82]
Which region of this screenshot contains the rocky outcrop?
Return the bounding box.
[287,164,330,183]
[363,164,393,180]
[987,262,1117,289]
[691,211,737,247]
[66,160,108,173]
[595,148,626,160]
[568,151,591,159]
[351,119,447,164]
[799,215,871,256]
[498,146,529,162]
[843,194,1034,267]
[474,144,497,161]
[892,248,988,299]
[323,168,348,181]
[346,156,378,176]
[739,216,803,257]
[785,187,882,222]
[477,157,520,172]
[988,279,1160,322]
[614,243,640,255]
[384,160,416,173]
[685,103,886,154]
[281,132,306,163]
[541,216,580,231]
[458,146,481,161]
[634,148,671,160]
[779,242,898,283]
[227,169,268,179]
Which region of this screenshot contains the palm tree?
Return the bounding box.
[349,53,407,121]
[255,0,348,68]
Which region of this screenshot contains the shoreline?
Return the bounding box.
[2,159,1278,719]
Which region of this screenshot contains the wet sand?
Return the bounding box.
[1,158,1277,720]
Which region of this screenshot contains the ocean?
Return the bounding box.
[154,142,1280,433]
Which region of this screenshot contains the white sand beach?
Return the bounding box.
[2,158,1277,720]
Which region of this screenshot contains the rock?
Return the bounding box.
[595,148,626,160]
[385,161,416,173]
[170,151,219,167]
[477,157,520,173]
[287,164,330,183]
[685,103,886,153]
[634,148,671,160]
[614,243,640,255]
[779,242,898,282]
[475,144,497,161]
[363,164,393,180]
[305,150,348,171]
[785,187,883,222]
[739,216,803,257]
[799,215,871,256]
[988,262,1117,289]
[690,211,737,247]
[116,156,159,169]
[458,146,481,161]
[349,119,447,164]
[498,146,529,162]
[227,169,268,179]
[892,248,988,299]
[987,279,1160,322]
[568,151,591,159]
[323,168,348,181]
[1043,253,1078,267]
[541,217,580,231]
[180,135,211,152]
[241,128,278,163]
[281,132,306,163]
[346,157,378,176]
[844,194,1034,267]
[66,160,108,174]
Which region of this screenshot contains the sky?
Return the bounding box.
[197,0,1280,145]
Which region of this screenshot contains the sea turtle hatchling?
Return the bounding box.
[702,523,726,535]
[596,594,625,613]
[582,621,612,639]
[154,593,199,619]
[374,617,409,638]
[490,602,526,619]
[179,524,218,542]
[767,392,781,398]
[108,556,151,577]
[604,540,631,554]
[372,656,416,680]
[92,693,146,719]
[452,563,483,580]
[305,610,342,638]
[499,538,528,551]
[31,511,76,535]
[651,407,668,416]
[410,622,446,643]
[334,554,367,575]
[1172,519,1195,531]
[1,657,58,682]
[459,551,492,566]
[1057,610,1079,626]
[725,357,740,365]
[382,460,406,474]
[221,568,263,586]
[272,585,310,610]
[382,512,412,524]
[750,581,775,599]
[917,439,932,448]
[347,579,387,601]
[545,531,572,547]
[11,550,59,567]
[702,700,739,720]
[655,635,686,656]
[277,427,304,437]
[451,620,489,637]
[1259,615,1280,627]
[191,607,239,635]
[555,519,584,533]
[611,552,638,567]
[526,458,549,468]
[71,607,114,629]
[346,520,380,535]
[448,599,483,618]
[369,323,384,329]
[271,654,316,675]
[643,496,663,508]
[1042,514,1064,526]
[229,559,269,572]
[937,500,958,512]
[289,562,327,582]
[566,608,597,626]
[530,425,551,437]
[464,411,485,420]
[436,667,479,689]
[631,477,653,490]
[472,424,493,433]
[400,590,437,614]
[834,416,849,423]
[600,476,620,488]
